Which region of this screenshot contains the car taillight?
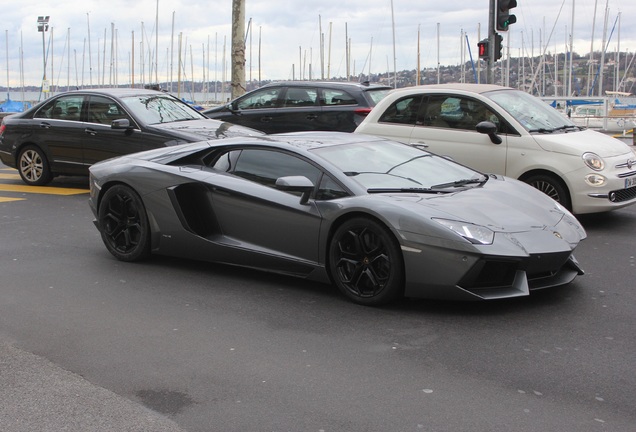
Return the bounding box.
[353,108,372,117]
[0,123,5,136]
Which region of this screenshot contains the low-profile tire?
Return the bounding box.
[523,174,572,211]
[98,184,150,262]
[328,217,404,306]
[18,145,52,186]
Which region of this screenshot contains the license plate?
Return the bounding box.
[625,176,636,188]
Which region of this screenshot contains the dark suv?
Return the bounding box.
[203,81,391,133]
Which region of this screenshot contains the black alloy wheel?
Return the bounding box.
[18,145,52,186]
[329,217,404,306]
[98,184,150,262]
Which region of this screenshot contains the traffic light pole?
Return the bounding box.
[487,0,496,84]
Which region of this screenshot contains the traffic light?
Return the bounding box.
[494,34,504,60]
[496,0,517,31]
[477,40,489,59]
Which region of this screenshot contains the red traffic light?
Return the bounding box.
[478,40,489,59]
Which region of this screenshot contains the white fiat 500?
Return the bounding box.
[355,83,636,214]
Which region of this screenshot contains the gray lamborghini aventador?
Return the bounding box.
[89,132,586,305]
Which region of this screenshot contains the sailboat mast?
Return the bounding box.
[391,0,397,88]
[587,0,598,96]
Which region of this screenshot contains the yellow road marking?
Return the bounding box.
[0,173,21,180]
[0,196,26,202]
[0,184,88,195]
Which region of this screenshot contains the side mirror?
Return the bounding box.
[476,121,502,144]
[111,118,133,130]
[228,102,240,114]
[275,176,314,205]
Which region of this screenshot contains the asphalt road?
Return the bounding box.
[1,164,635,432]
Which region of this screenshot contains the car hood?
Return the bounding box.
[532,128,632,157]
[147,119,263,140]
[377,177,582,235]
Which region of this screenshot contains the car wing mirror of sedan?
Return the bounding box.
[111,119,134,131]
[228,103,241,114]
[275,176,315,205]
[476,121,502,144]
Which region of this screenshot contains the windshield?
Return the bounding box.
[311,140,484,190]
[366,89,391,105]
[121,94,206,125]
[485,89,577,132]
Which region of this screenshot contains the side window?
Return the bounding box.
[213,149,322,197]
[34,95,84,121]
[283,88,318,107]
[235,88,282,110]
[322,89,357,106]
[88,96,129,125]
[378,96,422,125]
[416,95,501,131]
[442,97,500,131]
[415,95,451,128]
[316,174,349,200]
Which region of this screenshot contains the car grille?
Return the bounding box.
[609,185,636,203]
[457,251,578,298]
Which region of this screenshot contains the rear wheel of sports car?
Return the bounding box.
[98,185,150,262]
[524,174,571,211]
[18,145,52,186]
[329,217,404,306]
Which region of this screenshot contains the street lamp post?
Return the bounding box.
[37,15,50,94]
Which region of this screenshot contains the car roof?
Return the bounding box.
[388,83,511,95]
[134,132,392,165]
[262,81,392,90]
[58,87,169,98]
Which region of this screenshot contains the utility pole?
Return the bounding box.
[231,0,246,99]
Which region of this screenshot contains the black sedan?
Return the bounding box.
[0,88,262,185]
[89,132,586,306]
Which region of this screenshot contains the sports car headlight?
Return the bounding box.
[433,218,495,245]
[582,152,604,171]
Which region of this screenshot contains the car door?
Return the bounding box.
[209,148,323,266]
[267,86,323,132]
[408,94,508,174]
[30,94,86,174]
[362,94,422,144]
[220,86,285,133]
[318,88,359,132]
[82,95,166,166]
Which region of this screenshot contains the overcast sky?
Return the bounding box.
[2,0,635,89]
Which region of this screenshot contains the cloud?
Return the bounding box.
[2,0,635,88]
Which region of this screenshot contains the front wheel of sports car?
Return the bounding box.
[329,217,404,306]
[98,185,150,262]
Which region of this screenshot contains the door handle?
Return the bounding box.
[260,117,272,123]
[84,128,97,136]
[39,122,52,129]
[306,114,318,120]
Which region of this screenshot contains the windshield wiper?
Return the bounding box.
[367,187,442,194]
[528,127,555,133]
[430,176,489,190]
[553,125,581,132]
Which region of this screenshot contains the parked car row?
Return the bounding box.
[2,82,635,215]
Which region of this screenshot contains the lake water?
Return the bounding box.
[1,90,232,110]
